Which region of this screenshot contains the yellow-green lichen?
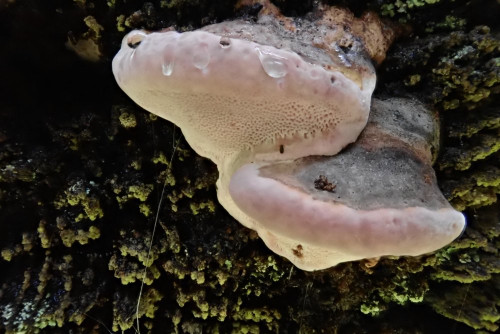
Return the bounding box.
[37,220,52,249]
[360,301,381,316]
[58,223,101,247]
[190,200,216,215]
[380,0,441,18]
[127,184,154,201]
[117,229,168,266]
[118,110,137,128]
[1,248,14,261]
[139,203,151,216]
[404,74,421,86]
[54,183,104,222]
[112,288,162,332]
[116,14,126,32]
[232,307,281,324]
[108,254,161,285]
[440,130,500,171]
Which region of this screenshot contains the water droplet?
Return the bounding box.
[219,37,231,48]
[192,43,210,70]
[257,48,288,78]
[161,44,175,76]
[162,60,174,76]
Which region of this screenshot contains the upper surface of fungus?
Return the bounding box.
[112,3,382,168]
[112,2,464,270]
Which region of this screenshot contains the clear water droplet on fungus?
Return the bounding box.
[162,45,175,76]
[192,43,210,70]
[257,48,288,79]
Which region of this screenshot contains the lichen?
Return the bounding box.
[54,179,104,222]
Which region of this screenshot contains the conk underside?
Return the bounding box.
[112,1,465,270]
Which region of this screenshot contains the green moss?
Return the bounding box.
[448,108,500,138]
[1,249,14,261]
[439,131,500,171]
[152,151,171,166]
[360,301,381,316]
[0,164,36,182]
[139,203,151,216]
[112,288,163,331]
[430,15,467,32]
[116,14,126,32]
[232,307,281,323]
[109,254,161,285]
[83,16,103,37]
[161,223,181,254]
[128,184,154,201]
[251,256,284,283]
[58,224,101,247]
[427,282,500,331]
[118,111,137,128]
[190,270,206,284]
[54,181,104,222]
[130,159,142,170]
[190,200,215,215]
[380,0,441,19]
[404,74,421,86]
[118,228,168,266]
[163,260,189,279]
[231,323,260,334]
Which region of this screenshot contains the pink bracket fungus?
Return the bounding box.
[229,98,466,270]
[112,2,465,270]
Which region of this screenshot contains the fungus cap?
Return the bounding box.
[112,28,375,166]
[110,6,463,271]
[228,98,466,270]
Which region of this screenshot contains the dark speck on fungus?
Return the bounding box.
[314,175,336,192]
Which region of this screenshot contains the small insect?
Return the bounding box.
[314,175,336,192]
[279,144,284,154]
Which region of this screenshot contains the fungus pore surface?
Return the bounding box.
[112,3,465,270]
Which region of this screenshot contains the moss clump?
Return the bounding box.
[232,307,281,324]
[190,200,216,215]
[127,184,154,201]
[380,0,441,18]
[54,180,104,222]
[112,288,163,332]
[439,130,500,171]
[65,15,104,62]
[118,110,137,128]
[108,254,161,285]
[427,282,500,331]
[58,220,101,247]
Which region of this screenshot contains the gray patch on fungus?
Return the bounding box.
[258,97,447,211]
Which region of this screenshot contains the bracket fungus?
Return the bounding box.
[112,2,465,270]
[229,98,466,270]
